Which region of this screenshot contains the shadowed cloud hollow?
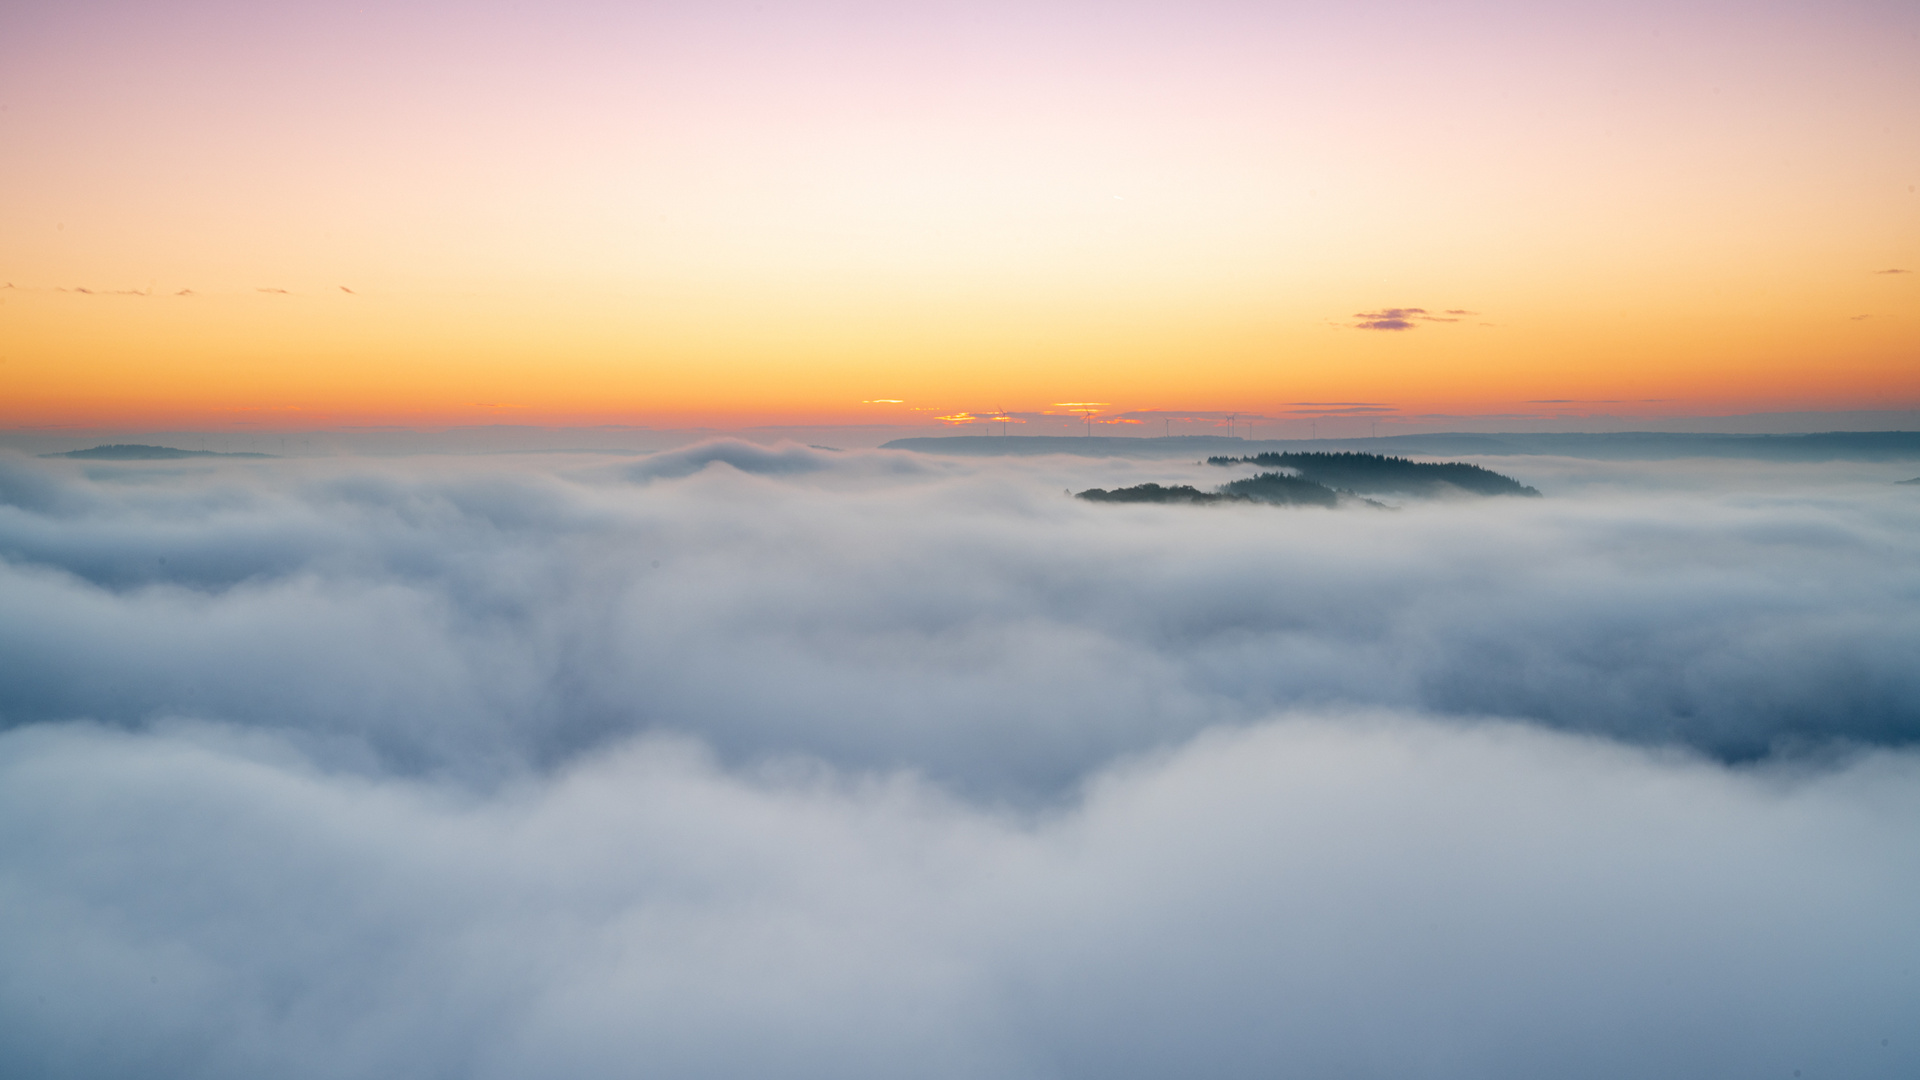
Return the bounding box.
[2,443,1918,1077]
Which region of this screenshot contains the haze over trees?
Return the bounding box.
[43,444,272,460]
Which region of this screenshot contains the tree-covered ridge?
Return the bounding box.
[1215,472,1340,506]
[1076,482,1223,504]
[1076,472,1339,507]
[1206,451,1539,497]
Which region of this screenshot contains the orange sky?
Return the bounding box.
[3,0,1916,432]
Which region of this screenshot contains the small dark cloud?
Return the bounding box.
[1851,315,1872,321]
[257,288,290,294]
[1353,307,1425,331]
[1352,307,1477,330]
[1875,269,1910,275]
[340,286,355,294]
[175,289,194,297]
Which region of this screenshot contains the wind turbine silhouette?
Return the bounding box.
[1054,403,1105,436]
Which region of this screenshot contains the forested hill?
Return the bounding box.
[1209,452,1539,497]
[1078,473,1340,508]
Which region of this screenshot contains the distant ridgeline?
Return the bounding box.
[1208,452,1540,497]
[41,444,273,460]
[883,431,1920,462]
[1077,452,1538,507]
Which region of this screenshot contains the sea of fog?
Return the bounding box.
[2,441,1917,1079]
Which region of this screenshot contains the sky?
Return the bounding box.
[6,8,1919,1068]
[3,443,1919,1076]
[2,0,1917,433]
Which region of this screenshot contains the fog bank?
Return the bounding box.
[3,445,1917,786]
[2,443,1917,1076]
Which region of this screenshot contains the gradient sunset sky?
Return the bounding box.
[3,0,1916,433]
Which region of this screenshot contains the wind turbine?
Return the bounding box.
[1053,403,1106,437]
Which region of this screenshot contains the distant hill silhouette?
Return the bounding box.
[1077,472,1339,508]
[42,444,272,460]
[1900,476,1920,485]
[1208,451,1539,497]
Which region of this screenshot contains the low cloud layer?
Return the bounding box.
[5,446,1915,781]
[2,444,1918,1076]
